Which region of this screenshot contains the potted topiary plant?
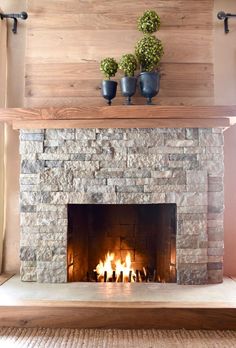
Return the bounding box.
[100,57,118,105]
[135,10,164,104]
[119,53,137,105]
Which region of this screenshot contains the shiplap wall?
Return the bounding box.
[25,0,214,107]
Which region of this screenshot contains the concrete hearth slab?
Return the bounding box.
[0,276,236,329]
[0,275,236,307]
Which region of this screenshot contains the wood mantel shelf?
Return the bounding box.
[0,105,235,129]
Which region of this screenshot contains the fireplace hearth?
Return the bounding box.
[19,127,224,285]
[67,204,177,283]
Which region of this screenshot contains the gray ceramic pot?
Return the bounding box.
[120,76,137,105]
[139,72,160,105]
[101,80,118,105]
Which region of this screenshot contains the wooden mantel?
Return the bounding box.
[0,105,236,129]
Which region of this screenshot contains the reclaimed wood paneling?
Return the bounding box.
[1,106,235,121]
[11,118,230,130]
[25,0,214,107]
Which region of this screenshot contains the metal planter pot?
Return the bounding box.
[120,76,137,105]
[101,80,118,105]
[139,72,160,105]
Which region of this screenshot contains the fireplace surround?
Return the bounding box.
[19,127,224,285]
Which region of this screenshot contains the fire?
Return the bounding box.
[95,251,136,282]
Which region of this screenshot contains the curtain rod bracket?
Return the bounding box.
[217,11,236,34]
[0,12,28,34]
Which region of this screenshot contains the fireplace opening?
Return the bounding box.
[67,204,177,283]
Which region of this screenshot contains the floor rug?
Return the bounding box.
[0,328,236,348]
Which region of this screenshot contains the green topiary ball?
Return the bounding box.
[119,54,137,77]
[135,35,164,72]
[100,57,118,79]
[138,9,161,34]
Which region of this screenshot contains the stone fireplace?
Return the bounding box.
[19,127,224,285]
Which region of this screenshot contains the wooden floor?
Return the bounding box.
[0,276,236,329]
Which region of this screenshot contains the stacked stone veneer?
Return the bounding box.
[19,128,224,284]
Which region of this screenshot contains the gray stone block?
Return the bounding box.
[20,174,40,185]
[177,264,208,285]
[21,160,45,174]
[149,146,184,154]
[20,141,43,154]
[20,184,40,192]
[124,169,151,178]
[165,139,198,147]
[199,133,223,147]
[177,235,199,249]
[20,129,44,134]
[37,267,67,283]
[169,154,198,162]
[37,247,53,262]
[20,246,36,261]
[178,220,207,235]
[207,262,223,270]
[186,170,207,185]
[20,266,37,282]
[117,193,152,204]
[116,186,144,193]
[20,205,36,213]
[208,269,223,284]
[151,193,166,203]
[185,128,199,140]
[46,129,75,140]
[20,213,37,227]
[95,169,124,178]
[45,161,65,168]
[20,133,44,141]
[208,248,224,256]
[76,129,96,140]
[70,154,92,161]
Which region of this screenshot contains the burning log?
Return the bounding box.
[104,271,107,282]
[112,270,116,282]
[120,271,123,283]
[94,251,135,283]
[143,267,149,282]
[128,270,132,282]
[152,269,157,282]
[90,267,158,283]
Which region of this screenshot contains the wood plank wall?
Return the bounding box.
[25,0,214,107]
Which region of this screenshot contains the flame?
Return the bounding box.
[95,251,136,282]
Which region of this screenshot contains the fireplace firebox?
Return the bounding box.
[67,204,177,283]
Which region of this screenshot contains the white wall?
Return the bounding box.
[0,0,26,273]
[214,0,236,276]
